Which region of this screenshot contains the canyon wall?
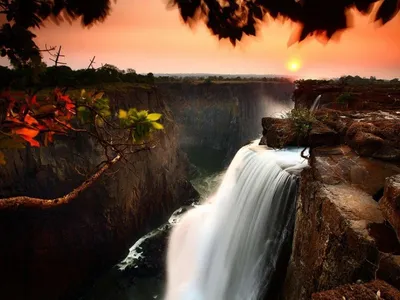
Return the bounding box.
[158,81,294,165]
[0,83,198,300]
[261,80,400,299]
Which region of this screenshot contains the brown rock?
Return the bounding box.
[377,253,400,290]
[260,117,302,148]
[309,121,339,147]
[283,147,400,300]
[346,122,384,156]
[311,280,400,300]
[379,175,400,240]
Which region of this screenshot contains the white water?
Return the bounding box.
[310,94,322,112]
[165,140,308,300]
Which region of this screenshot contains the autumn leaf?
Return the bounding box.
[24,114,39,126]
[0,151,5,165]
[27,95,38,107]
[14,128,40,147]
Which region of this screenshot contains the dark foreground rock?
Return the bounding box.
[311,280,400,300]
[0,84,198,300]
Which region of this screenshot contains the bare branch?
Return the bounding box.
[0,154,122,211]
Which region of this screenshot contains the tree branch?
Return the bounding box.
[0,154,121,211]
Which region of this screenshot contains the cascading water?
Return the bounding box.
[310,94,322,112]
[165,140,308,300]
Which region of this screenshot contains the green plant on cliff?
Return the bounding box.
[285,108,317,141]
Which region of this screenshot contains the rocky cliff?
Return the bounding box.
[0,83,198,300]
[260,80,400,299]
[158,81,294,165]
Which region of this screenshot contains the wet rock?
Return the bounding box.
[379,175,400,240]
[311,280,400,300]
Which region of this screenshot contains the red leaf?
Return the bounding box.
[29,95,38,107]
[14,128,40,147]
[48,132,54,143]
[14,127,39,138]
[65,102,75,110]
[24,114,39,126]
[21,136,40,147]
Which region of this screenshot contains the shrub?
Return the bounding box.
[285,108,317,139]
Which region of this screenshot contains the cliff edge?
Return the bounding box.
[260,79,400,299]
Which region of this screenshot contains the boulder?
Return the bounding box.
[379,175,400,240]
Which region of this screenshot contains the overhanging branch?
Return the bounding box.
[0,154,122,211]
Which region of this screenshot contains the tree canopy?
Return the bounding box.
[168,0,399,45]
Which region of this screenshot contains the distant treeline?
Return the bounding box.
[0,64,294,91]
[296,75,400,86]
[0,64,157,90]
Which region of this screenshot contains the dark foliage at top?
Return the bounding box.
[168,0,399,45]
[0,0,114,67]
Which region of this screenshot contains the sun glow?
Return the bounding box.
[286,58,301,72]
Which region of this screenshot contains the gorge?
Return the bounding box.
[1,78,400,300]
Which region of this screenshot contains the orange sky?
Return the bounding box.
[5,0,400,78]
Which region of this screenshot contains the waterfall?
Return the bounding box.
[310,94,322,112]
[165,141,308,300]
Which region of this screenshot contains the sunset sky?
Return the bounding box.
[6,0,400,78]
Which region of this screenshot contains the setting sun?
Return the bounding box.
[286,59,302,72]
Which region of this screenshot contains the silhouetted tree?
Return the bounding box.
[0,0,114,67]
[168,0,399,45]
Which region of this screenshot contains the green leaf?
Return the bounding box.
[137,110,148,120]
[152,122,164,130]
[147,113,162,121]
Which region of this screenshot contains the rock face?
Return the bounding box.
[262,80,400,299]
[159,81,294,164]
[0,84,198,300]
[283,146,400,300]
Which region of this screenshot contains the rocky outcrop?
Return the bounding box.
[0,84,198,300]
[267,80,400,299]
[261,109,400,161]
